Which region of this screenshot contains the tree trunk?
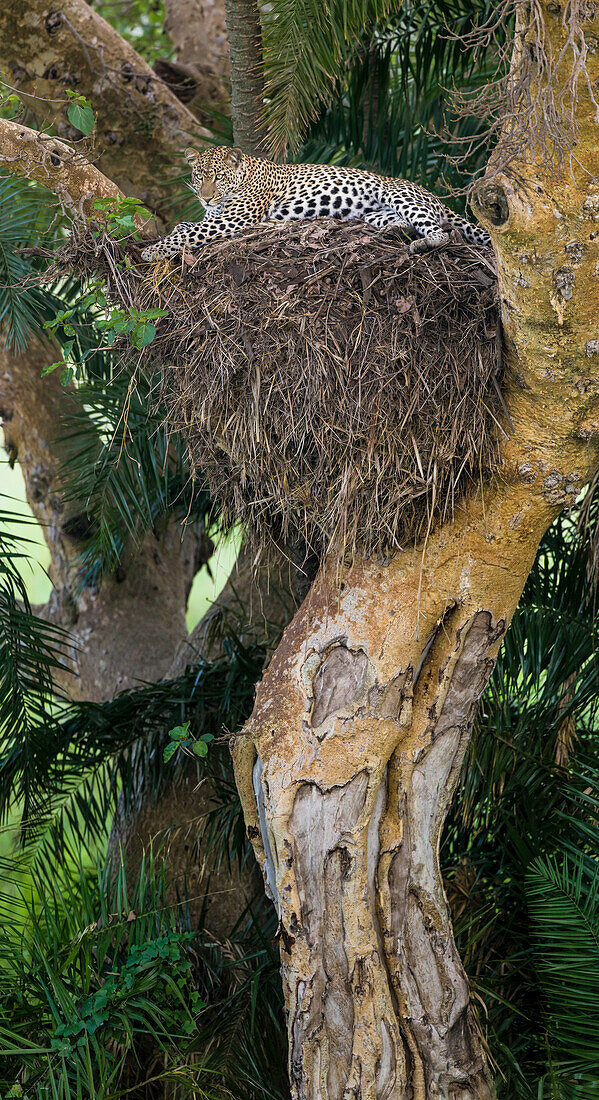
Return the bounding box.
[233,487,557,1098]
[0,339,203,700]
[0,10,278,938]
[161,0,231,124]
[223,0,265,153]
[164,0,230,80]
[232,2,599,1094]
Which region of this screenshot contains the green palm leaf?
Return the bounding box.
[526,853,599,1093]
[0,175,67,351]
[262,0,396,158]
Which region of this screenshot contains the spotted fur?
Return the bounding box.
[141,146,491,261]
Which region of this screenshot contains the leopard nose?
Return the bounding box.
[200,180,216,201]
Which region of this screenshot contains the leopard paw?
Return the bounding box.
[409,231,450,254]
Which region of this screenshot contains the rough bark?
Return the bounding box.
[0,115,138,220]
[0,341,202,699]
[0,336,259,934]
[223,0,265,153]
[164,0,230,79]
[0,9,273,937]
[0,0,212,216]
[232,3,599,1096]
[161,0,230,123]
[0,115,189,699]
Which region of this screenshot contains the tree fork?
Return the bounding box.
[233,2,599,1095]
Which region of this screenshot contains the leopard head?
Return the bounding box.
[184,146,246,206]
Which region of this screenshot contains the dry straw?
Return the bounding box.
[59,218,504,564]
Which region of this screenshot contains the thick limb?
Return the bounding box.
[231,5,599,1069]
[0,0,212,217]
[233,479,557,1099]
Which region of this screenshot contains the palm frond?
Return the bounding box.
[0,175,69,351]
[1,632,265,878]
[0,848,286,1099]
[526,852,599,1092]
[0,502,71,831]
[55,372,210,587]
[262,0,396,158]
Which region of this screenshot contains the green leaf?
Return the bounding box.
[169,723,190,741]
[60,367,74,386]
[130,321,156,349]
[67,101,95,137]
[192,740,208,758]
[163,741,178,763]
[41,361,63,377]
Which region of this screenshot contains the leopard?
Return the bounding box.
[140,146,492,262]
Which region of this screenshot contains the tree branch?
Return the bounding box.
[231,2,599,1094]
[0,0,212,216]
[0,116,134,220]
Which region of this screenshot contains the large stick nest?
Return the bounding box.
[60,219,504,563]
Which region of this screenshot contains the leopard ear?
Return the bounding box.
[184,147,200,165]
[225,147,244,168]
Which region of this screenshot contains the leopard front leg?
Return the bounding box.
[141,221,207,262]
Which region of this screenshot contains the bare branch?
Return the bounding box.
[0,116,128,218]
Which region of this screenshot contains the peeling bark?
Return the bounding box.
[232,494,549,1097]
[232,3,599,1095]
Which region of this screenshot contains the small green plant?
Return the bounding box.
[0,82,22,121]
[42,300,167,382]
[164,720,215,762]
[95,303,167,348]
[92,196,152,239]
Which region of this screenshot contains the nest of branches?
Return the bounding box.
[58,218,504,562]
